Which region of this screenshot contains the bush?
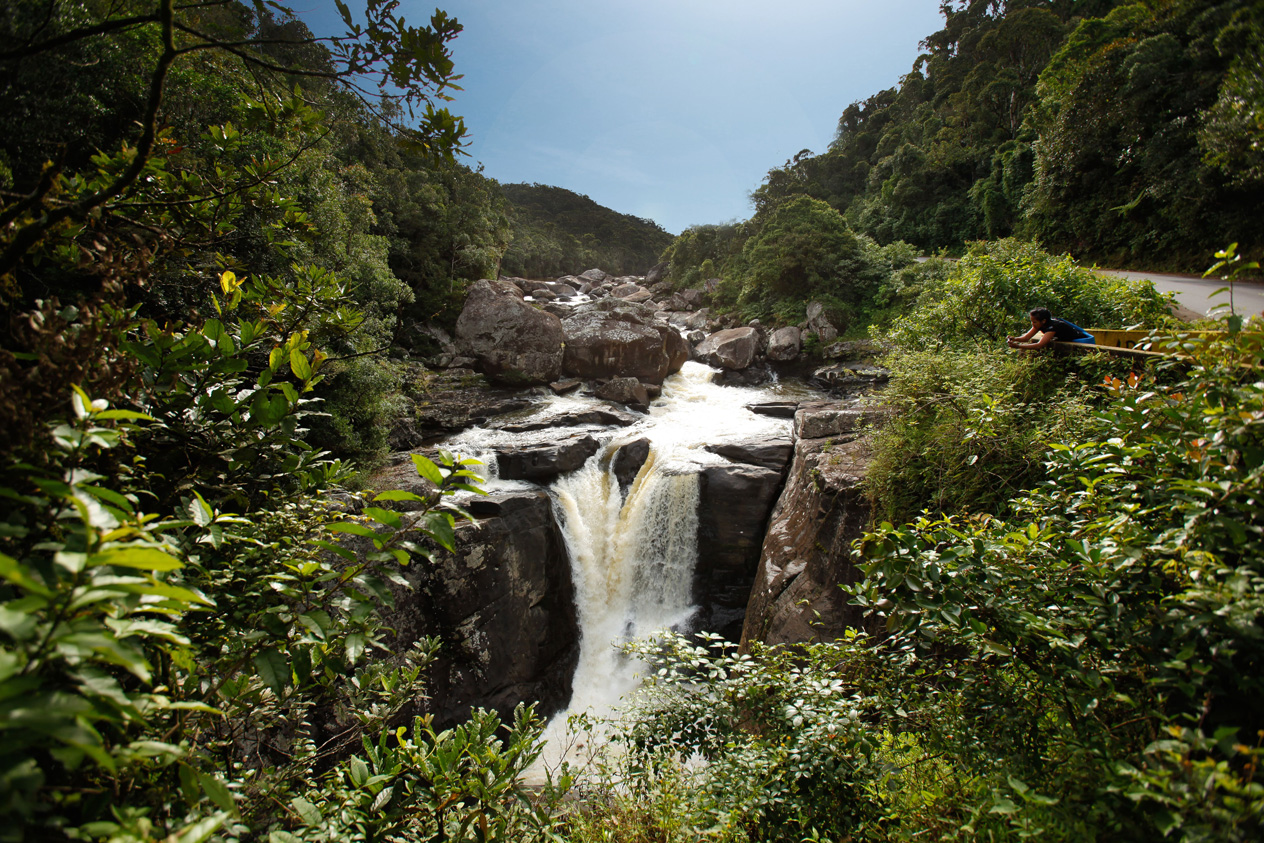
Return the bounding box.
[884,238,1173,350]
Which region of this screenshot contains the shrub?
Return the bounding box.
[884,238,1173,350]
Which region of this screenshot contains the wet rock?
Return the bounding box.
[549,378,583,395]
[683,309,711,331]
[705,436,794,471]
[595,376,650,409]
[454,279,564,385]
[686,329,707,346]
[695,327,759,370]
[611,437,651,494]
[400,368,541,444]
[746,401,800,418]
[767,326,802,362]
[695,463,787,641]
[495,432,601,483]
[529,287,558,301]
[714,365,772,386]
[487,407,640,432]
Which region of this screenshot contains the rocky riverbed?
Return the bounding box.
[368,268,891,728]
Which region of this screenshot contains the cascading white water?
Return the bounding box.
[440,360,821,775]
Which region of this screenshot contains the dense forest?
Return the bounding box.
[664,0,1264,322]
[1,0,1262,841]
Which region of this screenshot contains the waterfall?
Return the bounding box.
[439,361,821,776]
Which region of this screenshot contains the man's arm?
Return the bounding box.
[1008,331,1056,350]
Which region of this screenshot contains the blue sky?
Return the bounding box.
[296,1,946,235]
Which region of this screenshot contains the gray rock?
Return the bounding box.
[695,463,787,641]
[811,363,891,391]
[611,282,646,299]
[623,289,655,304]
[705,437,794,471]
[496,433,601,483]
[529,288,558,301]
[645,261,668,286]
[549,379,583,395]
[561,301,688,384]
[578,268,608,284]
[740,436,873,648]
[746,402,799,418]
[695,327,760,370]
[686,329,707,345]
[683,309,711,331]
[793,405,887,441]
[611,437,651,494]
[454,280,564,386]
[767,326,802,362]
[488,407,639,432]
[595,376,650,409]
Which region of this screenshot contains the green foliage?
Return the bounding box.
[884,239,1172,351]
[864,347,1105,523]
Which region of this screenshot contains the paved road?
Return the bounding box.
[1094,268,1264,319]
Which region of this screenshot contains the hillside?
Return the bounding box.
[499,183,674,277]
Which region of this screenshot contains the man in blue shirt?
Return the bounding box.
[1007,308,1094,350]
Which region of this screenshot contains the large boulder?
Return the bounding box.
[767,326,802,362]
[645,262,668,286]
[695,327,760,370]
[454,280,564,385]
[578,268,608,284]
[595,377,650,409]
[805,301,839,344]
[561,300,689,384]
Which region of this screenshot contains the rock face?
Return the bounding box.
[380,489,579,728]
[595,376,650,409]
[694,445,794,640]
[805,301,839,344]
[767,326,802,362]
[495,432,601,483]
[561,300,688,383]
[694,327,759,370]
[454,280,564,385]
[740,404,876,648]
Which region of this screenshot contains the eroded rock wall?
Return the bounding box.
[380,489,578,728]
[739,407,880,647]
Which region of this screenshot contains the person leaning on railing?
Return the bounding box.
[1007,307,1095,350]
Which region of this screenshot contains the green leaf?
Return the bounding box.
[88,546,182,572]
[171,814,229,843]
[0,552,52,597]
[198,772,239,817]
[290,348,312,381]
[373,490,425,502]
[253,648,291,695]
[328,521,381,538]
[411,453,445,486]
[363,507,403,529]
[346,633,366,666]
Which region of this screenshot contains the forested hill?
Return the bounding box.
[748,0,1263,270]
[499,183,674,278]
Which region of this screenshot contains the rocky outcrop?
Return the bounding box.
[740,404,877,648]
[805,301,839,344]
[611,438,651,495]
[379,489,579,728]
[694,327,759,370]
[454,280,564,385]
[561,300,688,383]
[392,367,539,449]
[705,437,794,471]
[694,450,794,641]
[811,363,890,392]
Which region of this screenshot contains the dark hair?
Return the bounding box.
[1029,307,1052,323]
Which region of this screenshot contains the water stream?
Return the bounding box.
[441,361,822,773]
